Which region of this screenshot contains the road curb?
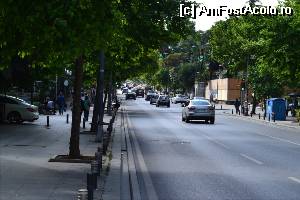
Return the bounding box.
[222,112,300,130]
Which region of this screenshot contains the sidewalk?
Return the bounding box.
[214,103,300,130]
[0,109,111,200]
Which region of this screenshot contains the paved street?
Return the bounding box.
[125,97,300,200]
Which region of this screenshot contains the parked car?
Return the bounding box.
[156,95,170,107]
[122,88,129,94]
[171,94,189,104]
[125,91,136,100]
[150,95,159,105]
[136,89,145,97]
[145,90,157,101]
[182,99,215,124]
[0,94,39,123]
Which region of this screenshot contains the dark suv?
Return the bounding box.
[125,91,136,100]
[156,95,170,107]
[135,89,144,97]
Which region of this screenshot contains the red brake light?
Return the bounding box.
[26,107,35,112]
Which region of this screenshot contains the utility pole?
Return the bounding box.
[96,51,105,142]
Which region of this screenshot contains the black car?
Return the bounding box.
[136,89,144,97]
[156,95,170,107]
[125,92,136,100]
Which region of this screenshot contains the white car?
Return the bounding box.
[172,94,189,104]
[0,94,39,123]
[182,99,215,124]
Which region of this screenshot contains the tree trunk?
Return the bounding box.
[107,71,112,115]
[103,88,107,114]
[90,69,101,132]
[69,56,84,158]
[251,95,257,114]
[96,51,105,142]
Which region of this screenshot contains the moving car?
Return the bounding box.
[171,94,189,104]
[135,89,145,97]
[193,96,207,100]
[145,90,157,101]
[182,99,215,124]
[0,94,39,123]
[156,95,170,107]
[125,91,136,100]
[150,94,159,105]
[122,88,129,94]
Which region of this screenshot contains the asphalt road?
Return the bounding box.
[124,97,300,200]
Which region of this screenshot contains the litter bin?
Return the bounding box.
[266,98,286,120]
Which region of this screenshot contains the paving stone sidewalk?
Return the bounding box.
[214,103,300,130]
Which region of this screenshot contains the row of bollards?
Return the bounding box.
[231,109,276,122]
[78,148,102,200]
[46,114,70,127]
[77,102,120,200]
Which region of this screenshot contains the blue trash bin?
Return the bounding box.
[266,98,286,121]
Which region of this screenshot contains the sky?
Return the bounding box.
[194,0,279,31]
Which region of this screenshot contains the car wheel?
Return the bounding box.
[205,120,209,124]
[175,101,177,104]
[210,117,215,124]
[7,112,22,124]
[185,116,190,123]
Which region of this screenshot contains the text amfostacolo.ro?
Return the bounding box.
[179,4,294,19]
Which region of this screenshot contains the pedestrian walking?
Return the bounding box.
[57,92,65,115]
[234,98,241,114]
[83,94,91,121]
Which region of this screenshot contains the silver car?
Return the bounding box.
[182,99,215,124]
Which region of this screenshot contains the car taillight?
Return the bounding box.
[26,107,35,112]
[188,106,196,111]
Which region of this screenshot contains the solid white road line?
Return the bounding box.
[264,135,300,147]
[240,153,263,165]
[288,177,300,184]
[125,111,159,200]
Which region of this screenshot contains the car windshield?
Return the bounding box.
[190,100,210,106]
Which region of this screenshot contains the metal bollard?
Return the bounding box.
[83,118,86,129]
[77,189,88,200]
[66,114,69,124]
[47,116,49,127]
[268,113,270,121]
[259,113,261,119]
[273,113,276,122]
[232,109,233,114]
[87,173,95,200]
[95,151,102,170]
[264,113,266,120]
[91,160,100,176]
[221,105,223,110]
